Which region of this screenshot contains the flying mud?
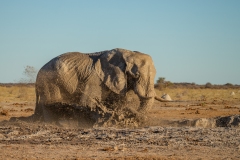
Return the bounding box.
[43,101,147,128]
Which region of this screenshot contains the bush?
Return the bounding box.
[155,77,173,90]
[20,66,37,83]
[205,82,212,88]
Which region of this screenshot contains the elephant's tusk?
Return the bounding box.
[154,96,173,102]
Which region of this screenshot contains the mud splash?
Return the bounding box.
[43,102,146,128]
[9,102,240,129]
[45,102,240,128]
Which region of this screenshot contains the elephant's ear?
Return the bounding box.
[56,61,78,94]
[122,51,139,78]
[94,50,126,94]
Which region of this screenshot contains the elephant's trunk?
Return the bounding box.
[137,95,173,113]
[137,97,154,112]
[134,78,156,112]
[134,75,156,98]
[135,84,155,99]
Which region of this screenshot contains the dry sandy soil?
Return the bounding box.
[0,86,240,159]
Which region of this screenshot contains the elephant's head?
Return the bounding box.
[123,51,156,99]
[94,48,156,112]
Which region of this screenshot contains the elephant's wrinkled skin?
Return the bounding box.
[34,48,162,124]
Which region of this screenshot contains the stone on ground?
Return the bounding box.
[161,94,172,101]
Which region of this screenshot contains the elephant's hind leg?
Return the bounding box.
[48,84,62,103]
[42,84,63,123]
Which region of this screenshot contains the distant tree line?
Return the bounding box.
[1,72,239,90]
[155,77,240,90]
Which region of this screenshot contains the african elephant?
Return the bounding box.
[33,48,167,123]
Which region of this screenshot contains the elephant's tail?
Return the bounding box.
[35,87,39,113]
[33,87,43,121]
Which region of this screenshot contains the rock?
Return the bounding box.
[161,94,172,101]
[216,115,240,127]
[195,118,216,128]
[230,92,235,96]
[171,115,240,128]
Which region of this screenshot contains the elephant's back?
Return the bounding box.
[58,52,86,62]
[36,52,94,94]
[39,52,90,71]
[39,52,94,82]
[56,52,93,73]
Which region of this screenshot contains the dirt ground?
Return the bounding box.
[0,87,240,159]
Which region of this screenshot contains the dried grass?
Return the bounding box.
[0,85,239,104]
[0,86,35,102]
[155,88,240,101]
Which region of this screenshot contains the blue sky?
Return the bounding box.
[0,0,240,84]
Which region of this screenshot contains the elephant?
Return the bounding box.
[33,48,168,125]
